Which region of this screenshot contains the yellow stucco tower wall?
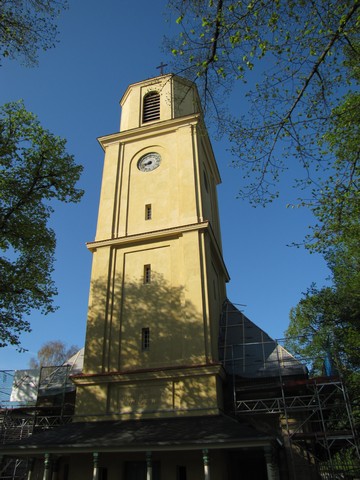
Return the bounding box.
[73,74,229,421]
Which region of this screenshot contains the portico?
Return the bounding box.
[4,415,280,480]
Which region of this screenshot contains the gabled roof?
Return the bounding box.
[219,301,307,378]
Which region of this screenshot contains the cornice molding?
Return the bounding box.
[87,221,209,251]
[71,363,225,386]
[98,113,202,150]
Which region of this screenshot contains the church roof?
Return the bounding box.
[220,301,308,378]
[2,414,273,455]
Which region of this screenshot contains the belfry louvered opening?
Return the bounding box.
[143,91,160,123]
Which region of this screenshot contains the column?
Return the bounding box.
[264,446,279,480]
[202,449,210,480]
[146,451,152,480]
[27,458,35,480]
[92,452,99,480]
[43,453,51,480]
[51,458,59,480]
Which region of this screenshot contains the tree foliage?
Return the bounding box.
[0,100,83,349]
[29,340,79,368]
[285,243,360,424]
[286,188,360,369]
[286,279,360,377]
[0,0,68,66]
[167,0,360,214]
[284,81,359,413]
[284,52,359,384]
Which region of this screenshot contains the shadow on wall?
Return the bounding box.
[84,271,211,372]
[74,271,220,419]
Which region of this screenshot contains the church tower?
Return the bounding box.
[73,74,229,420]
[1,74,324,480]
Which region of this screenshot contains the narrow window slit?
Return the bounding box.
[144,264,151,284]
[145,204,152,220]
[142,328,150,351]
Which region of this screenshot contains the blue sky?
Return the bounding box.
[0,0,330,370]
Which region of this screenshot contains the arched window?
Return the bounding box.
[142,91,160,123]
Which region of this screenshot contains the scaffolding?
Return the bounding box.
[0,366,75,480]
[219,300,360,480]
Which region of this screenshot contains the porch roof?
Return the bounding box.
[2,414,274,455]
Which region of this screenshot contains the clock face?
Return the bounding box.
[137,152,161,172]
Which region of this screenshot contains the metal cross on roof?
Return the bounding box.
[156,62,168,75]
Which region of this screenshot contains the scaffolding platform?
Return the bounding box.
[219,300,360,479]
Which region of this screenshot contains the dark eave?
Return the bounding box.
[1,414,273,456]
